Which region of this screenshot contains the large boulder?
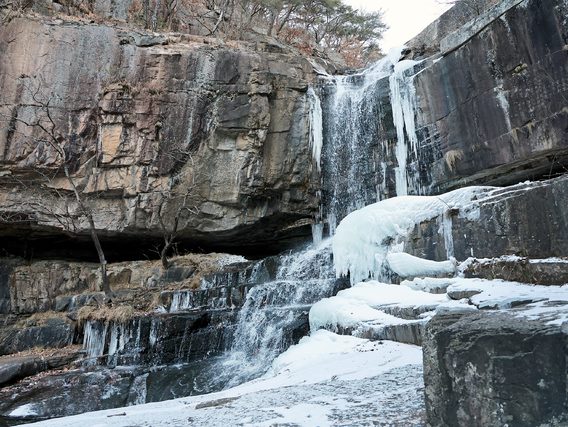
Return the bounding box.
[424,309,568,426]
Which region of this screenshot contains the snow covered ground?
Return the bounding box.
[28,186,568,427]
[29,331,424,427]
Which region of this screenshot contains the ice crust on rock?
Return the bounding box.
[386,252,457,279]
[333,186,494,284]
[309,281,452,332]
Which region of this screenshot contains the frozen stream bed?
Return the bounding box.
[28,331,424,427]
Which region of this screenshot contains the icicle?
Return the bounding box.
[307,87,324,172]
[83,321,108,363]
[440,211,455,259]
[389,59,420,196]
[170,291,193,312]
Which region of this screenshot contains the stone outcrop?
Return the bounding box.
[412,0,568,193]
[0,15,320,258]
[424,309,568,426]
[461,256,568,285]
[404,176,568,263]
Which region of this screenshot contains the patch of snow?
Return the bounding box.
[29,332,423,427]
[386,252,456,278]
[9,404,38,417]
[402,277,456,294]
[217,254,248,267]
[529,257,568,264]
[449,279,568,309]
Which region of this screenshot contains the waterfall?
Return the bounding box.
[79,49,425,405]
[204,240,339,389]
[321,48,422,233]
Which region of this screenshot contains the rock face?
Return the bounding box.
[0,15,320,258]
[404,176,568,263]
[412,0,568,193]
[424,310,568,426]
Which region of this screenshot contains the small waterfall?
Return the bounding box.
[206,240,339,389]
[170,291,194,312]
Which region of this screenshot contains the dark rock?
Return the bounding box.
[447,288,481,301]
[0,351,80,387]
[463,257,568,285]
[0,367,136,421]
[405,176,568,263]
[0,17,320,259]
[0,317,76,356]
[424,310,568,426]
[412,0,568,193]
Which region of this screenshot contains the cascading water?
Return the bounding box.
[75,48,424,408]
[198,239,340,390]
[319,48,422,233]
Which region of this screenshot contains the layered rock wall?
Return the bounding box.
[0,16,320,257]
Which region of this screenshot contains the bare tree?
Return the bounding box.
[0,76,112,296]
[155,151,200,270]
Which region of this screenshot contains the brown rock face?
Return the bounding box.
[0,16,320,258]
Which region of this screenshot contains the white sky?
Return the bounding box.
[345,0,452,50]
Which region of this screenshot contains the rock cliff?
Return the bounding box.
[412,0,568,193]
[0,15,320,258]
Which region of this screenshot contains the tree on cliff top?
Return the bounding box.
[0,76,112,297]
[129,0,386,67]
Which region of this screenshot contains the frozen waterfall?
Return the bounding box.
[321,47,423,234]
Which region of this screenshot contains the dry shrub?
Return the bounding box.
[78,305,137,325]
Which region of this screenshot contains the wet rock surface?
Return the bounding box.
[413,0,568,193]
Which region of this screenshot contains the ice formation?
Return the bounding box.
[389,59,421,196]
[386,252,457,278]
[332,186,494,284]
[307,87,324,172]
[309,281,451,332]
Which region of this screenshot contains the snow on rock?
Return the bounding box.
[402,276,568,327]
[309,281,453,333]
[448,279,568,309]
[386,252,457,279]
[333,186,494,284]
[28,332,423,427]
[402,277,456,294]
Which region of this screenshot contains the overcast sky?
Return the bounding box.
[345,0,452,50]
